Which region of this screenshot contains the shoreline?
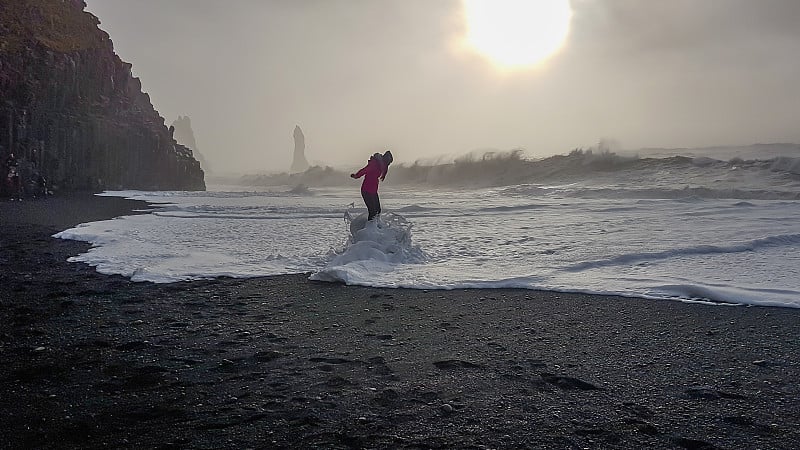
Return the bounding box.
[1,194,798,448]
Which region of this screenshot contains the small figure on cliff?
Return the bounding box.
[350,150,393,221]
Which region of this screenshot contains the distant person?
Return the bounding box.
[6,166,22,201]
[33,172,49,198]
[350,150,393,221]
[5,153,22,200]
[5,153,18,172]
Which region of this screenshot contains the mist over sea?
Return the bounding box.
[56,147,800,308]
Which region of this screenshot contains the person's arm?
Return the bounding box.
[350,164,368,179]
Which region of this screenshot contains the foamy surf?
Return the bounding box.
[51,182,800,308]
[309,211,427,284]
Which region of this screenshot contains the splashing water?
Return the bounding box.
[309,211,427,284]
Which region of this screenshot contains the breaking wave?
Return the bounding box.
[237,145,800,196]
[563,233,800,272]
[309,211,427,285]
[558,187,800,201]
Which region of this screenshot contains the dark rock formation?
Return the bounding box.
[171,115,210,174]
[0,0,205,192]
[290,125,309,173]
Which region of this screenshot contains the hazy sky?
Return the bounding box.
[84,0,800,174]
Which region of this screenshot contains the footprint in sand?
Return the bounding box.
[540,372,601,391]
[433,359,483,370]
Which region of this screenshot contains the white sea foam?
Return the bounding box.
[309,211,427,284]
[650,284,800,308]
[52,177,800,308]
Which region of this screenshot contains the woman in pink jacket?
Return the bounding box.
[350,150,393,221]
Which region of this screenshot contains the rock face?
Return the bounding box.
[0,0,205,192]
[290,125,309,173]
[171,115,210,174]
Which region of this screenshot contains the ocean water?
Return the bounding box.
[55,148,800,308]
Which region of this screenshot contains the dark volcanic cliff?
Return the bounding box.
[0,0,205,192]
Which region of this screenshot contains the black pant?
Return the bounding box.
[361,191,381,220]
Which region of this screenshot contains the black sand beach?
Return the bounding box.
[1,195,799,449]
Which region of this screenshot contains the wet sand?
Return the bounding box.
[1,194,799,449]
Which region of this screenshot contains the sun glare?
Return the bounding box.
[462,0,573,69]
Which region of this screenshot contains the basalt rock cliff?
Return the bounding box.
[0,0,205,191]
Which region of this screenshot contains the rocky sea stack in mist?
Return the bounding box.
[0,0,205,191]
[171,115,210,174]
[290,125,309,173]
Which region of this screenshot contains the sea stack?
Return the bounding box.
[171,116,210,174]
[290,125,310,173]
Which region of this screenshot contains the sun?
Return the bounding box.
[462,0,573,69]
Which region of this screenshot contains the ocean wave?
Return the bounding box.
[563,233,800,272]
[650,283,800,308]
[395,204,436,212]
[690,156,720,167]
[478,204,548,213]
[563,187,800,201]
[235,147,800,195]
[769,156,800,175]
[153,212,344,220]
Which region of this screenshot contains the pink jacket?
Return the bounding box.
[353,155,387,194]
